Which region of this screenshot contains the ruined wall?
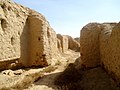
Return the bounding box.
[57,38,62,52]
[80,22,120,82]
[57,34,80,53]
[20,11,49,67]
[0,1,27,60]
[57,34,68,53]
[100,23,116,68]
[74,37,80,43]
[42,25,58,66]
[100,23,120,81]
[80,23,102,68]
[66,35,80,52]
[0,0,29,70]
[0,0,58,69]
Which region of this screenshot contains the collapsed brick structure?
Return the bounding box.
[0,0,80,70]
[0,0,58,69]
[80,22,120,82]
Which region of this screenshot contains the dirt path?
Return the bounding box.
[0,50,79,90]
[0,50,119,90]
[25,50,80,90]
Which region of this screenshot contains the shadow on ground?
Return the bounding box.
[33,57,120,90]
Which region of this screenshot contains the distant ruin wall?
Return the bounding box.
[66,35,80,52]
[57,34,68,53]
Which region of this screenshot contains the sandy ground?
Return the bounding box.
[25,50,80,90]
[0,50,119,90]
[0,50,80,90]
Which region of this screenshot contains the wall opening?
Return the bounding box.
[1,19,7,32]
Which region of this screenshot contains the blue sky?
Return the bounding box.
[13,0,120,37]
